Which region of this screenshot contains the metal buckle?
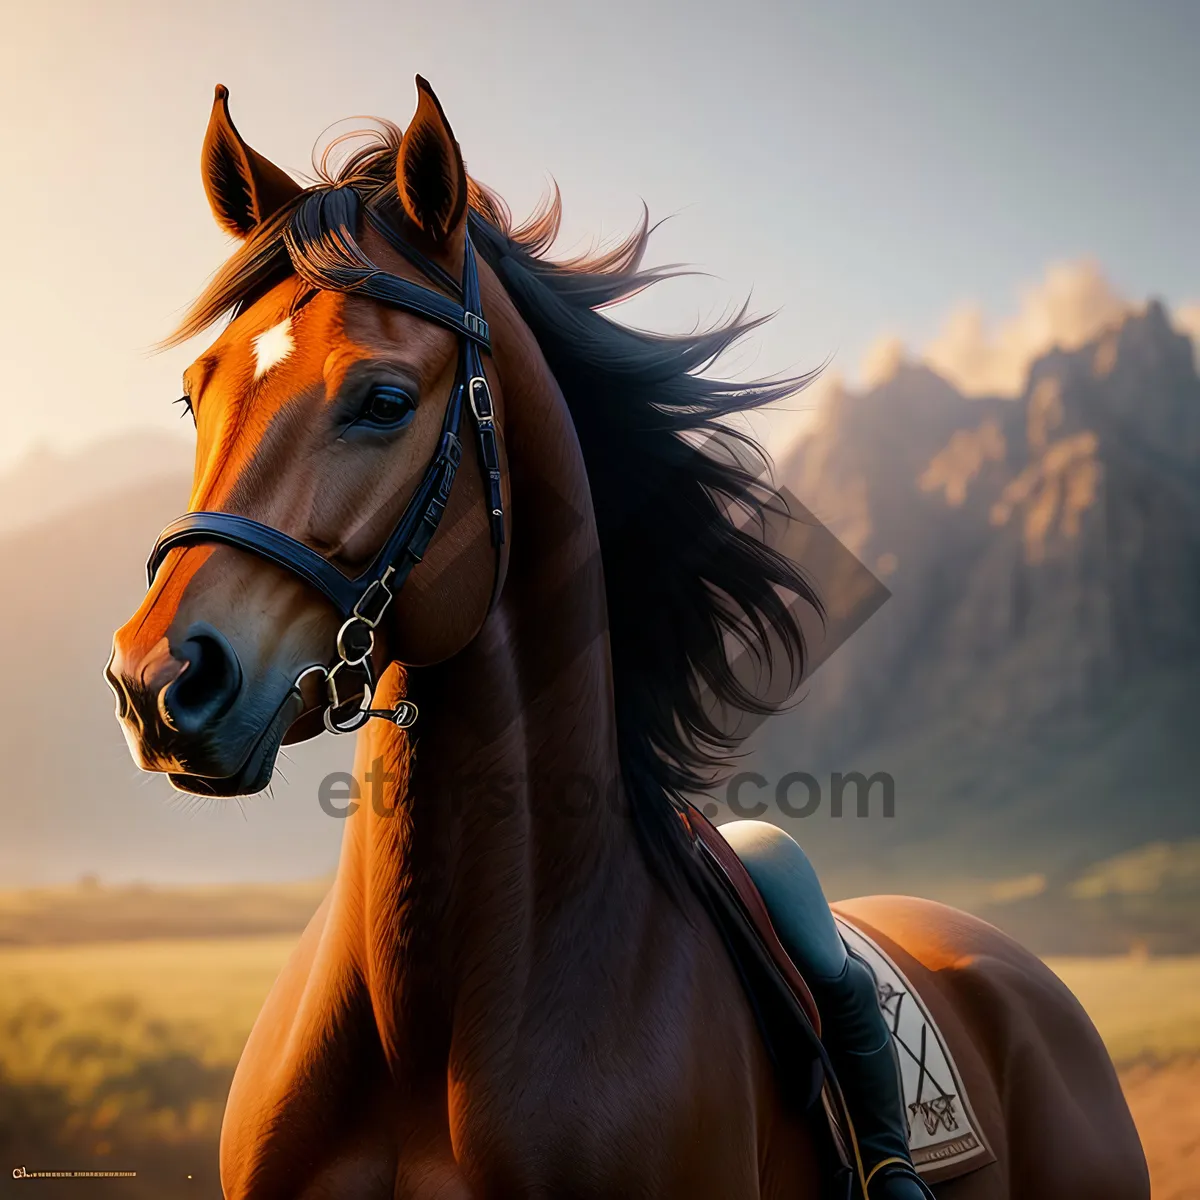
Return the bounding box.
[468,375,494,424]
[463,312,489,342]
[436,431,463,469]
[352,566,396,628]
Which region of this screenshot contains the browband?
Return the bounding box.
[281,188,489,350]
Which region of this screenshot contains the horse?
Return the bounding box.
[106,79,1148,1199]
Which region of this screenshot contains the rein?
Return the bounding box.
[146,211,505,735]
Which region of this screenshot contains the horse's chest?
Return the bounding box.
[280,1081,687,1200]
[254,1054,777,1200]
[429,1041,756,1198]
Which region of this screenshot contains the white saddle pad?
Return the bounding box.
[834,916,994,1180]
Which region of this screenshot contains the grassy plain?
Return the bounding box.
[0,936,295,1198]
[0,938,1195,1198]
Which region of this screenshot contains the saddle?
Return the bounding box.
[677,803,841,1152]
[678,801,994,1189]
[679,801,823,1033]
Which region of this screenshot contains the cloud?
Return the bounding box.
[921,260,1131,396]
[856,260,1159,397]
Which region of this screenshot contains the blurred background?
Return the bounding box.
[1,1,1197,1195]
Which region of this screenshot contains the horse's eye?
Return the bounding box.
[360,384,416,429]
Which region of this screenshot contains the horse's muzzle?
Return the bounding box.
[105,621,298,793]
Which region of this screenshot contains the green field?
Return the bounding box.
[0,937,296,1197]
[1,937,1196,1197]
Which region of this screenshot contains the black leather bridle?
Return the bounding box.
[146,212,505,735]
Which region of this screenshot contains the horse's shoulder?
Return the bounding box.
[221,886,380,1196]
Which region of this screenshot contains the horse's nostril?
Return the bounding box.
[160,625,243,734]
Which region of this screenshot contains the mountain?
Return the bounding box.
[739,301,1200,947]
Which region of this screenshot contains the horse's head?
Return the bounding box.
[107,79,508,796]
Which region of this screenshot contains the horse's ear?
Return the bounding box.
[395,76,468,244]
[201,85,302,239]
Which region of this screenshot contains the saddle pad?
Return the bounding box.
[833,915,994,1182]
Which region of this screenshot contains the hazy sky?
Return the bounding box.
[2,0,1198,470]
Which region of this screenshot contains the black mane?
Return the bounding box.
[171,123,822,884]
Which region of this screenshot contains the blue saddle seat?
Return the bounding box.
[717,819,849,985]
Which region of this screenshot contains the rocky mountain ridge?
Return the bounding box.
[752,301,1200,913]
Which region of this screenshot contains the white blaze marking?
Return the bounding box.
[252,318,294,379]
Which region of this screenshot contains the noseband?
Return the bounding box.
[146,214,505,735]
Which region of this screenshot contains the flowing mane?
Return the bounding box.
[168,121,821,883]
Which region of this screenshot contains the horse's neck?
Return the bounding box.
[333,322,649,1072]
